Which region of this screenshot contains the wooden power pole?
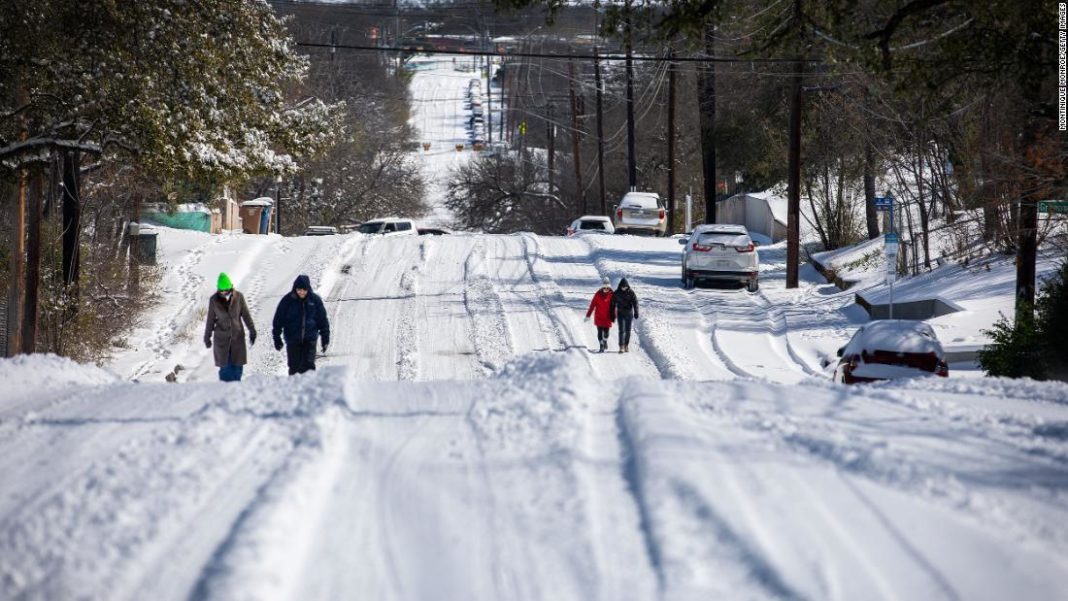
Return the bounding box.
[568,58,585,214]
[785,63,804,289]
[698,23,717,224]
[594,47,607,214]
[666,52,677,235]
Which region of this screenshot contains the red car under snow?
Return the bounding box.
[834,320,949,384]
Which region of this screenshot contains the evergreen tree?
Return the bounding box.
[0,0,342,182]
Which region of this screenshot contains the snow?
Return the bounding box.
[2,346,1067,600]
[843,320,944,357]
[407,54,497,227]
[3,51,1068,601]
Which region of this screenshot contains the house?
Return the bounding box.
[717,192,788,242]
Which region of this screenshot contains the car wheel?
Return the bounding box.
[684,275,695,289]
[747,279,759,293]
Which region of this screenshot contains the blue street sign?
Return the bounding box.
[885,232,899,244]
[874,196,894,210]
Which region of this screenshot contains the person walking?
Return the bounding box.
[272,274,331,375]
[612,277,639,353]
[585,277,615,353]
[204,272,256,382]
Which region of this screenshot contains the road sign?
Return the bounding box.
[874,196,894,210]
[884,232,899,244]
[1039,201,1068,214]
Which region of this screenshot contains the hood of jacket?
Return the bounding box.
[292,274,313,294]
[616,277,630,292]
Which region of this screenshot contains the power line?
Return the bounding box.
[295,41,823,64]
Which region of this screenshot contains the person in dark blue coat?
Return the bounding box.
[272,274,331,375]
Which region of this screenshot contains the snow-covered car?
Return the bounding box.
[833,320,949,384]
[613,191,666,236]
[355,218,417,236]
[678,224,759,291]
[303,226,338,236]
[566,215,615,236]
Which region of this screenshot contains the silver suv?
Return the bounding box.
[613,192,666,236]
[679,224,759,291]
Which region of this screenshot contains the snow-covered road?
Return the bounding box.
[3,228,1068,600]
[3,54,1068,600]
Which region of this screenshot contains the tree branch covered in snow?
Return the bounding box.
[0,1,343,181]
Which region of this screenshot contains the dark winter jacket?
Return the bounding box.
[204,290,256,367]
[586,288,615,328]
[272,275,331,348]
[612,278,639,319]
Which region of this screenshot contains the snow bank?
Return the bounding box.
[0,354,118,405]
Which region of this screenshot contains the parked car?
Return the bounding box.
[355,217,417,236]
[303,225,338,236]
[417,227,452,236]
[678,224,759,291]
[832,320,949,384]
[613,191,666,236]
[566,215,615,236]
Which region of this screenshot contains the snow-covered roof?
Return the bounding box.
[240,197,274,207]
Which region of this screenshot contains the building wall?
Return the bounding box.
[717,194,787,242]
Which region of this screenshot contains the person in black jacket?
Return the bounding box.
[611,277,639,353]
[272,274,331,375]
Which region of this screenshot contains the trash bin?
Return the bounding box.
[137,224,158,265]
[239,198,274,234]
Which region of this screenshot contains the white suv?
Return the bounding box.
[679,224,759,291]
[355,218,417,236]
[613,192,666,236]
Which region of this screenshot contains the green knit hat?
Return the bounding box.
[217,272,233,291]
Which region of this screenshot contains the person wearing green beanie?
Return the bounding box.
[217,272,233,291]
[204,272,256,382]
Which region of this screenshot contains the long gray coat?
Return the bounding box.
[204,290,256,367]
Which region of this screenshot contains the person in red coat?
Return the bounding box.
[585,277,615,353]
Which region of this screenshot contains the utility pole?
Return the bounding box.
[547,103,556,193]
[699,22,717,224]
[7,162,26,356]
[666,52,677,235]
[499,60,505,144]
[6,84,27,356]
[786,66,803,289]
[568,57,585,214]
[62,150,81,290]
[624,0,637,190]
[486,29,493,144]
[594,47,607,214]
[785,0,804,289]
[22,169,42,353]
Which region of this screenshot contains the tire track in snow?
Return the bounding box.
[462,239,514,375]
[613,387,667,595]
[395,237,431,380]
[517,233,587,351]
[578,236,690,380]
[689,286,811,383]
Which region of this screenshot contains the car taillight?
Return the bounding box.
[616,208,623,219]
[936,360,949,377]
[734,243,754,253]
[659,208,666,220]
[691,243,712,252]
